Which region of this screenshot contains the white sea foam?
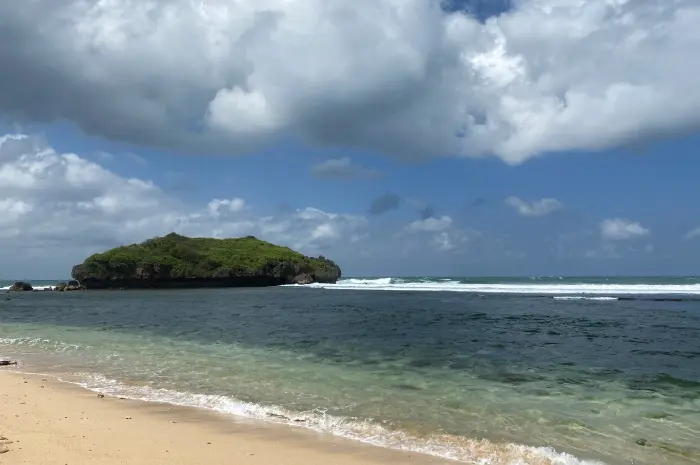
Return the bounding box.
[0,285,55,291]
[67,373,604,465]
[0,337,86,352]
[290,278,700,296]
[552,296,619,301]
[334,277,394,285]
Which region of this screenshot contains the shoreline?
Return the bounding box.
[0,362,614,465]
[0,370,451,464]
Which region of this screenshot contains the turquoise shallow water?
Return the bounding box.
[1,277,699,464]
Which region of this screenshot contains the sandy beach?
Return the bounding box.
[0,370,450,465]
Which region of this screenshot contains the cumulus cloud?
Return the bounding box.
[401,215,480,253]
[599,218,650,241]
[0,0,698,163]
[0,134,367,267]
[505,196,563,217]
[257,207,368,251]
[310,157,382,180]
[207,198,246,217]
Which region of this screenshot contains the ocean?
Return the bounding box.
[1,276,699,464]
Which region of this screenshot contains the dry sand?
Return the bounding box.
[0,370,452,465]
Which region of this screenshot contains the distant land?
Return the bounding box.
[68,233,341,289]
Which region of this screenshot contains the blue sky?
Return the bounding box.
[0,0,699,278]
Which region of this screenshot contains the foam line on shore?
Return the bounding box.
[56,372,604,465]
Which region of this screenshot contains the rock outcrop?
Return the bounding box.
[8,281,32,292]
[66,280,85,291]
[71,233,341,290]
[54,280,85,291]
[292,273,314,285]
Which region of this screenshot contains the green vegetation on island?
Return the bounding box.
[71,233,341,289]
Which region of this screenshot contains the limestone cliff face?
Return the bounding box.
[71,233,341,290]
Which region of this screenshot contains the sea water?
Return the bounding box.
[1,277,699,464]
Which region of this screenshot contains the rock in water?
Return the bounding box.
[71,233,342,289]
[8,281,32,292]
[54,280,85,291]
[66,280,85,291]
[293,273,314,285]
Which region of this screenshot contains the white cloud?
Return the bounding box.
[406,215,453,233]
[600,218,650,241]
[402,215,479,252]
[0,0,698,163]
[505,196,563,217]
[0,134,367,272]
[432,229,481,251]
[207,198,246,217]
[310,157,382,180]
[259,207,368,250]
[433,232,457,251]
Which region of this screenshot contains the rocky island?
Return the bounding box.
[70,233,341,289]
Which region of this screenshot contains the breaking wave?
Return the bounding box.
[65,373,603,465]
[0,336,86,353]
[290,277,700,297]
[1,285,55,291]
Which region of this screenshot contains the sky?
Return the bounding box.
[1,0,699,279]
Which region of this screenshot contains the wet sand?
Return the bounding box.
[0,370,451,465]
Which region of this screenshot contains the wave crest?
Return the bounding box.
[293,278,700,296]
